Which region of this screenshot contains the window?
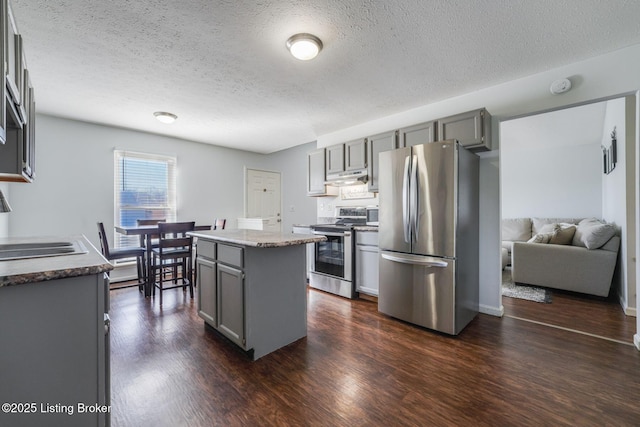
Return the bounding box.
[114,150,176,248]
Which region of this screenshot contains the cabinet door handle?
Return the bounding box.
[104,313,111,335]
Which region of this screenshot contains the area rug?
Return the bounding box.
[502,268,552,303]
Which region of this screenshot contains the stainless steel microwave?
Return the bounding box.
[366,207,379,226]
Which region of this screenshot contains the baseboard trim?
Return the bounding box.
[625,306,637,317]
[480,304,504,317]
[634,334,640,351]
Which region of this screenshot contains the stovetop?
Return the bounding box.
[311,218,366,232]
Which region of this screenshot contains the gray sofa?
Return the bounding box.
[502,217,620,297]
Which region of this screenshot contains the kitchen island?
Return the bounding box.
[188,229,325,360]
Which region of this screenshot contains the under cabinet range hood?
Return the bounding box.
[325,169,368,186]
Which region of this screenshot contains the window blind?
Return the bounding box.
[114,150,177,248]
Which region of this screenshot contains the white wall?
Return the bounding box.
[602,98,629,305]
[501,103,605,218]
[317,43,640,317]
[263,141,320,232]
[0,183,9,236]
[5,115,284,251]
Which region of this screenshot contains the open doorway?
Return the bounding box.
[499,95,637,343]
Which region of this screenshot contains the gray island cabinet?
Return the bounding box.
[189,229,326,360]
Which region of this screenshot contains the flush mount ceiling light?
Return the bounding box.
[153,111,178,124]
[550,78,572,95]
[286,33,323,61]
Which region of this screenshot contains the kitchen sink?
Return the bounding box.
[0,240,89,261]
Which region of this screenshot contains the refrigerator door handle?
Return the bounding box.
[402,155,411,243]
[381,251,448,268]
[409,154,419,243]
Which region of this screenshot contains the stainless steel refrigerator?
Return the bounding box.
[378,140,479,335]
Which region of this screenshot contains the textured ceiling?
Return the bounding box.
[10,0,640,153]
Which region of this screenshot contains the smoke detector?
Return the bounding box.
[550,78,572,95]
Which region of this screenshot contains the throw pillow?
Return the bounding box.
[538,223,557,234]
[502,218,532,241]
[572,218,617,249]
[549,225,576,245]
[527,232,554,244]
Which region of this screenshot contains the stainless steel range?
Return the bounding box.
[309,207,366,299]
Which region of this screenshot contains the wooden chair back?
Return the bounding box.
[157,222,195,257]
[97,222,112,258]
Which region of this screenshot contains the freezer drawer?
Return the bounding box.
[378,251,457,335]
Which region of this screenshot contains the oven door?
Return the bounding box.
[312,230,352,281]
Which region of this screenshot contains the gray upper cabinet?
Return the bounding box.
[307,148,327,196]
[345,138,367,171]
[437,108,492,151]
[367,130,398,192]
[6,4,22,109]
[0,1,35,182]
[399,120,437,148]
[325,143,345,175]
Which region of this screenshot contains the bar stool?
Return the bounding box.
[97,222,146,291]
[151,221,195,305]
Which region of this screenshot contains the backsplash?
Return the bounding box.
[316,183,378,219]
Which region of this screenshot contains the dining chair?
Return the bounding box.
[151,221,195,305]
[97,222,146,291]
[136,218,167,278]
[213,218,227,230]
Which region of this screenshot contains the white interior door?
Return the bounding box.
[246,169,281,232]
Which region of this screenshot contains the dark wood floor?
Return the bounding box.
[109,285,640,426]
[502,274,637,344]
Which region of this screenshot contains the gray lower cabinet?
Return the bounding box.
[217,263,245,347]
[196,239,307,360]
[356,231,379,296]
[292,225,313,280]
[367,130,398,192]
[196,257,217,326]
[437,108,492,151]
[0,273,110,427]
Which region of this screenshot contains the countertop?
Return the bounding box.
[0,235,112,287]
[189,229,326,248]
[353,226,379,232]
[292,224,379,232]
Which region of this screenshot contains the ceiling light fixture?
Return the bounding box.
[154,111,178,124]
[286,33,323,61]
[550,78,572,95]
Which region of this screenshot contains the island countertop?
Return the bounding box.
[0,235,112,287]
[188,229,326,248]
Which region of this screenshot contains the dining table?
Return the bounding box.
[114,223,212,296]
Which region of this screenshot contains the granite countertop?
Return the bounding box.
[0,235,112,287]
[189,229,326,248]
[353,226,379,232]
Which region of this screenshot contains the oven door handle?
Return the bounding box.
[313,231,350,237]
